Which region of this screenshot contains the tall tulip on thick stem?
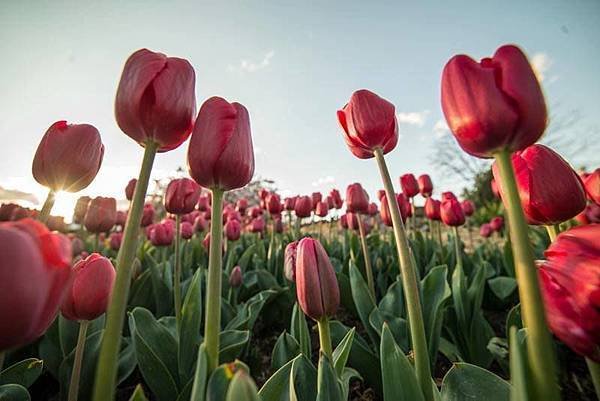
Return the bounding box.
[494,150,559,401]
[373,147,433,401]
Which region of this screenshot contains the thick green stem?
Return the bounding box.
[38,189,55,224]
[92,141,158,401]
[373,148,433,401]
[545,224,559,242]
[174,215,182,331]
[204,188,225,373]
[68,320,89,401]
[494,150,560,401]
[357,213,375,300]
[453,227,463,268]
[317,317,333,361]
[586,358,600,400]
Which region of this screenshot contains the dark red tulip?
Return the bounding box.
[418,175,433,197]
[202,233,211,251]
[315,201,329,218]
[367,202,378,216]
[165,178,201,215]
[311,192,322,209]
[442,192,457,201]
[490,216,504,232]
[480,223,493,238]
[0,203,19,221]
[125,179,137,201]
[115,49,196,152]
[339,214,349,229]
[71,236,85,257]
[274,217,284,233]
[249,216,265,233]
[376,189,385,201]
[346,183,369,214]
[229,266,243,288]
[12,206,36,221]
[461,200,475,217]
[400,174,419,198]
[181,222,194,240]
[266,193,283,215]
[284,241,299,282]
[116,211,127,227]
[380,193,409,226]
[194,214,208,232]
[441,44,546,158]
[492,144,587,225]
[197,195,211,212]
[325,196,334,209]
[295,238,339,321]
[188,97,254,190]
[583,168,599,205]
[0,219,72,350]
[225,219,241,241]
[47,216,66,232]
[346,212,360,230]
[109,232,123,250]
[329,189,343,209]
[141,203,155,227]
[61,253,115,321]
[441,198,465,226]
[225,210,242,223]
[248,206,262,219]
[84,197,117,233]
[32,121,104,192]
[398,193,412,218]
[294,196,312,218]
[236,198,248,214]
[258,188,269,200]
[149,222,174,246]
[538,225,600,362]
[284,197,297,211]
[73,196,91,224]
[337,89,398,159]
[424,198,441,221]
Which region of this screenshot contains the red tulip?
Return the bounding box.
[73,196,91,224]
[236,198,248,214]
[274,217,284,233]
[109,232,123,250]
[32,121,104,192]
[491,178,501,199]
[0,203,19,221]
[380,193,409,226]
[258,188,269,200]
[194,215,208,232]
[61,253,115,321]
[424,198,441,221]
[400,174,419,198]
[225,219,241,241]
[418,175,433,197]
[115,49,196,152]
[398,193,412,218]
[71,236,85,257]
[141,203,155,227]
[180,222,194,240]
[149,222,174,246]
[0,219,72,350]
[329,189,343,209]
[346,212,360,230]
[441,198,465,226]
[202,233,211,251]
[376,189,385,201]
[165,178,201,215]
[441,44,546,158]
[188,97,254,190]
[84,197,117,233]
[311,192,322,209]
[47,216,66,232]
[442,191,457,201]
[490,216,504,232]
[325,196,334,209]
[315,201,329,218]
[125,179,137,201]
[266,193,283,215]
[339,214,349,229]
[461,200,475,217]
[249,216,265,233]
[346,183,369,214]
[294,196,312,218]
[583,168,600,205]
[248,206,262,219]
[229,266,243,288]
[480,223,493,238]
[337,89,398,159]
[492,144,587,225]
[115,211,128,227]
[284,241,298,282]
[367,202,378,216]
[538,224,600,362]
[295,238,339,321]
[284,197,297,211]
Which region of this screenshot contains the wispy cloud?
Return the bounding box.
[228,50,275,73]
[312,175,335,187]
[433,119,449,138]
[397,110,429,127]
[531,52,557,83]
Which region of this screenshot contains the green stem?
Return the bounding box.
[494,150,560,401]
[204,188,225,373]
[317,317,333,361]
[545,225,558,242]
[357,213,375,300]
[586,358,600,400]
[373,148,433,401]
[92,141,158,401]
[37,189,55,224]
[174,215,182,331]
[68,320,89,401]
[453,226,463,268]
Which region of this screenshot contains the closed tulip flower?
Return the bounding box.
[441,198,465,226]
[284,241,298,282]
[258,188,269,200]
[492,144,587,225]
[442,191,457,201]
[149,222,174,246]
[367,202,378,216]
[188,97,254,190]
[583,168,599,205]
[337,89,398,158]
[398,193,412,218]
[194,214,208,232]
[73,196,91,224]
[165,178,201,215]
[284,197,296,211]
[418,175,433,197]
[325,196,334,209]
[346,212,360,230]
[461,200,475,217]
[295,238,340,321]
[424,198,441,221]
[315,201,329,218]
[339,214,348,229]
[125,179,137,201]
[229,266,243,288]
[115,49,196,152]
[249,216,265,233]
[47,216,66,232]
[84,197,117,233]
[400,174,419,198]
[274,217,284,233]
[141,203,154,227]
[0,203,19,221]
[376,189,385,201]
[197,195,210,212]
[441,44,546,158]
[225,219,241,241]
[236,198,248,214]
[32,121,104,193]
[266,193,283,214]
[311,192,322,209]
[248,206,262,219]
[329,189,343,209]
[490,216,504,232]
[1,219,72,350]
[115,211,127,227]
[346,183,369,214]
[71,236,85,257]
[480,223,493,238]
[381,193,409,226]
[180,221,194,239]
[294,196,312,218]
[538,225,600,361]
[61,254,115,321]
[109,232,123,251]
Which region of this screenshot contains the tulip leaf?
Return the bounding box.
[219,330,250,364]
[259,354,315,401]
[488,276,517,301]
[190,343,209,401]
[290,302,311,357]
[0,384,30,401]
[421,265,451,366]
[179,268,203,382]
[332,327,355,376]
[271,332,301,371]
[349,263,379,346]
[316,353,343,401]
[440,362,510,401]
[225,371,261,401]
[509,327,533,401]
[206,361,248,401]
[129,269,155,311]
[0,359,43,389]
[506,304,523,331]
[128,384,149,401]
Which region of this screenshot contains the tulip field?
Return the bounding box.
[1,42,600,401]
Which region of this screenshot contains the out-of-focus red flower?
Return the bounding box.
[248,206,262,219]
[441,198,465,226]
[400,174,419,198]
[125,179,137,201]
[0,203,19,221]
[479,223,493,238]
[461,200,475,217]
[424,198,441,221]
[197,195,211,212]
[346,183,369,214]
[311,192,322,210]
[491,178,501,199]
[538,224,600,362]
[284,241,298,282]
[71,236,85,257]
[32,121,104,192]
[109,232,123,250]
[346,212,360,230]
[490,216,504,232]
[47,216,66,232]
[84,197,117,233]
[284,196,297,211]
[249,216,265,233]
[376,190,385,201]
[73,196,91,224]
[367,202,378,216]
[274,217,284,233]
[337,89,398,159]
[180,222,194,240]
[441,44,546,158]
[194,214,208,232]
[149,222,174,246]
[583,168,600,205]
[165,178,201,215]
[315,201,329,218]
[418,174,433,197]
[225,219,241,241]
[236,198,248,214]
[339,214,348,229]
[229,266,243,288]
[258,188,269,200]
[116,211,127,227]
[267,193,283,215]
[442,192,457,201]
[294,196,312,218]
[329,189,343,209]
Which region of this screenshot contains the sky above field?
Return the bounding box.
[1,0,600,219]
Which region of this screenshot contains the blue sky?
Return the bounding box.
[1,1,599,217]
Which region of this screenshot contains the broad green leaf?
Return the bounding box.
[190,344,209,401]
[440,363,510,401]
[259,354,315,401]
[219,330,250,364]
[421,265,451,366]
[316,353,343,401]
[509,327,532,401]
[290,303,311,357]
[225,371,260,401]
[0,384,30,401]
[349,263,379,345]
[206,361,248,401]
[272,332,301,370]
[332,328,355,376]
[179,269,203,381]
[0,359,43,388]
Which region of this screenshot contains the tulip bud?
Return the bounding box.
[229,266,243,288]
[61,253,115,321]
[339,214,348,229]
[315,201,329,218]
[461,200,475,217]
[538,225,600,362]
[400,174,419,198]
[337,89,398,159]
[32,121,104,192]
[367,202,378,216]
[194,215,208,232]
[188,97,254,190]
[115,49,196,152]
[225,219,241,241]
[441,198,465,226]
[84,197,117,233]
[329,189,343,209]
[125,178,137,201]
[325,196,334,209]
[258,188,269,200]
[181,222,194,239]
[141,203,155,227]
[109,232,123,250]
[274,217,284,233]
[73,196,91,224]
[346,183,369,214]
[441,44,546,158]
[236,198,248,214]
[380,193,409,226]
[71,236,85,257]
[346,212,360,230]
[490,216,504,232]
[418,174,433,197]
[266,193,283,215]
[149,222,174,246]
[311,192,322,210]
[479,224,493,238]
[284,197,296,211]
[442,191,457,201]
[295,238,340,321]
[249,216,265,233]
[165,178,201,215]
[492,144,587,225]
[583,168,599,205]
[294,196,312,218]
[424,198,441,221]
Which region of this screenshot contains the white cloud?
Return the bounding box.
[397,110,429,127]
[228,50,275,73]
[433,119,450,138]
[312,175,335,187]
[531,52,552,82]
